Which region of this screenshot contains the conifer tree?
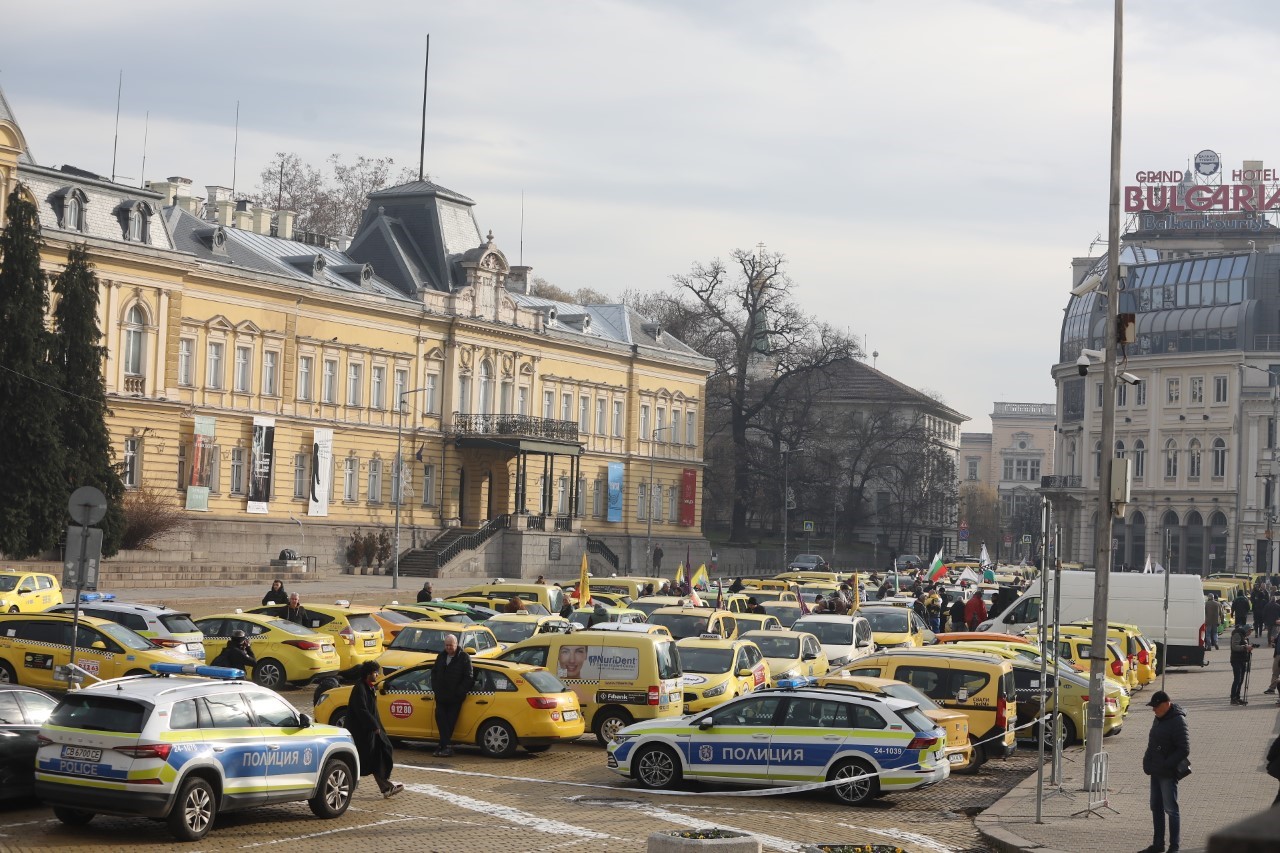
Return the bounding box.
[0,186,66,557]
[52,244,125,556]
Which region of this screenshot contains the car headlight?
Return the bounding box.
[314,692,330,707]
[703,682,728,698]
[610,732,638,745]
[779,668,800,680]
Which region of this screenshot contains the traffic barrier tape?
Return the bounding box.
[395,713,1057,798]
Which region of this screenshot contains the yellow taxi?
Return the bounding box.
[382,602,478,626]
[773,570,844,584]
[568,605,648,629]
[1064,621,1158,686]
[448,594,551,616]
[454,582,568,615]
[629,596,690,619]
[193,611,341,689]
[741,578,791,592]
[1052,627,1141,691]
[817,673,974,772]
[857,603,937,648]
[250,601,385,670]
[0,571,62,614]
[314,657,584,757]
[675,635,768,713]
[648,606,739,640]
[486,613,575,649]
[732,612,784,633]
[1030,632,1133,714]
[588,592,635,609]
[0,612,195,689]
[759,601,805,628]
[742,628,829,685]
[737,588,798,605]
[378,621,502,672]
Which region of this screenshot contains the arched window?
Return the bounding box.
[1115,439,1125,456]
[1209,511,1228,571]
[1130,510,1147,568]
[478,360,494,416]
[1187,438,1202,479]
[1185,511,1205,572]
[128,208,144,241]
[123,306,146,376]
[1161,509,1181,571]
[65,196,83,232]
[1212,437,1227,478]
[1066,440,1077,477]
[1133,439,1146,480]
[1164,439,1178,479]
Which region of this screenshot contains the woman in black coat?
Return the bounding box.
[346,661,403,799]
[261,579,288,606]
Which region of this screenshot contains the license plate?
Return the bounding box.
[363,639,377,648]
[948,753,965,764]
[61,746,102,762]
[563,710,579,721]
[322,644,335,653]
[187,643,204,654]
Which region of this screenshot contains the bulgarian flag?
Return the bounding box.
[927,550,947,583]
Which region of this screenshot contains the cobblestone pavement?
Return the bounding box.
[977,654,1280,853]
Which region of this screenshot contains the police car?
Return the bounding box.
[34,663,359,841]
[607,678,949,805]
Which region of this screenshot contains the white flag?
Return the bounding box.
[1153,560,1166,575]
[979,544,992,567]
[1143,555,1152,573]
[959,567,983,586]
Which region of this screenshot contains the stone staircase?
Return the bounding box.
[396,527,478,578]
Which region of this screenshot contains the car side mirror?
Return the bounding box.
[18,587,32,595]
[464,647,478,655]
[91,641,107,650]
[297,713,311,728]
[698,716,715,730]
[802,652,817,661]
[858,638,872,648]
[736,667,753,677]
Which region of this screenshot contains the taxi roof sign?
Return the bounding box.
[150,663,245,679]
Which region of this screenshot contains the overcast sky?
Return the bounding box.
[4,0,1278,430]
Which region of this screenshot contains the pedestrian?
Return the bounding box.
[748,597,766,615]
[535,574,546,585]
[347,660,403,799]
[210,630,256,672]
[283,593,311,626]
[416,581,434,603]
[642,582,654,596]
[431,634,473,757]
[1253,586,1269,636]
[964,589,988,631]
[652,543,664,574]
[558,599,574,619]
[1229,623,1254,705]
[950,596,967,633]
[1204,594,1220,651]
[1139,690,1189,853]
[1263,621,1280,700]
[1263,594,1280,646]
[925,589,942,633]
[1267,736,1280,806]
[729,576,745,594]
[812,599,827,614]
[587,601,608,627]
[261,579,288,606]
[1232,590,1251,628]
[658,579,671,595]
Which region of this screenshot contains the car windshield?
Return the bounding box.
[648,613,709,640]
[49,694,148,733]
[680,646,733,674]
[880,682,941,713]
[389,627,449,652]
[760,604,799,627]
[158,613,199,634]
[97,622,156,651]
[375,610,416,624]
[752,635,799,659]
[793,620,853,645]
[860,609,909,633]
[265,618,317,636]
[489,620,538,644]
[524,670,568,694]
[655,641,682,680]
[0,576,18,591]
[747,591,787,603]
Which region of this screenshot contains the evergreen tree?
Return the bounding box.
[52,244,125,556]
[0,186,66,557]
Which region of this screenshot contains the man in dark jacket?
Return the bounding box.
[347,660,403,798]
[1204,594,1221,650]
[1139,690,1188,853]
[210,630,256,673]
[1230,624,1254,705]
[431,634,472,757]
[1232,591,1251,628]
[283,593,311,626]
[949,597,967,633]
[416,581,434,603]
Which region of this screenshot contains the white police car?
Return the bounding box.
[606,677,949,805]
[34,663,360,841]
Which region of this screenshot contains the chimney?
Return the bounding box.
[177,195,202,216]
[277,210,296,240]
[147,180,177,205]
[215,199,235,227]
[506,265,533,294]
[233,209,251,230]
[251,206,272,235]
[206,185,233,205]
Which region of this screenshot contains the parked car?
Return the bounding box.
[787,554,829,572]
[0,683,57,799]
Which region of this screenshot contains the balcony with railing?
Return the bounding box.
[123,375,146,395]
[452,414,580,443]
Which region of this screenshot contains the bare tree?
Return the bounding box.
[531,278,613,305]
[959,483,1000,556]
[253,153,417,236]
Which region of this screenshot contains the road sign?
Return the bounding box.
[958,528,969,541]
[1245,553,1254,565]
[63,525,104,590]
[68,486,107,527]
[1021,534,1032,545]
[1003,534,1013,546]
[803,520,814,532]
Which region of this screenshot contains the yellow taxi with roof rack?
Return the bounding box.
[249,601,384,671]
[676,634,769,713]
[193,612,340,689]
[648,606,739,641]
[0,612,196,689]
[377,621,502,672]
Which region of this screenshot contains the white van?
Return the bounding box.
[978,571,1206,669]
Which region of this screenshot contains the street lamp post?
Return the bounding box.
[645,425,674,577]
[392,386,435,590]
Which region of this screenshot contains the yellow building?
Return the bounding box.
[0,86,711,579]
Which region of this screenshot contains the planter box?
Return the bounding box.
[648,829,761,853]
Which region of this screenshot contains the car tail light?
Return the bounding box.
[1105,697,1119,713]
[527,696,558,709]
[152,638,183,648]
[116,744,173,760]
[648,686,661,706]
[284,639,323,650]
[1138,648,1149,665]
[1110,658,1123,676]
[339,627,355,645]
[906,735,939,750]
[996,695,1008,730]
[36,735,52,747]
[1198,623,1206,647]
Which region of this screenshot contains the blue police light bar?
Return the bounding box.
[78,592,116,602]
[775,676,817,689]
[150,663,245,679]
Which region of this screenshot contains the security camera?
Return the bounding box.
[1076,355,1091,376]
[1076,348,1104,376]
[1071,271,1103,298]
[1119,372,1142,386]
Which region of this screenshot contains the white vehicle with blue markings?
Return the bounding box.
[33,663,359,842]
[607,677,949,805]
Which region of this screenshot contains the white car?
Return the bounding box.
[46,600,206,660]
[34,663,359,841]
[790,615,875,668]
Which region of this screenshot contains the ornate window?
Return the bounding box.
[122,306,146,376]
[1212,438,1227,478]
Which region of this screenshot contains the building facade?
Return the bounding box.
[0,87,712,575]
[960,403,1055,559]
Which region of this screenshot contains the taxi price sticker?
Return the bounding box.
[389,699,414,719]
[79,660,100,675]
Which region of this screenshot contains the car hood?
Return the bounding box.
[618,715,693,737]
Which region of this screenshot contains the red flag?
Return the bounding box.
[794,584,810,615]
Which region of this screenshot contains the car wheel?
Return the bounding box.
[328,707,349,729]
[253,658,285,690]
[167,776,217,842]
[633,744,682,790]
[52,806,94,827]
[593,708,632,746]
[478,719,518,758]
[6,606,16,614]
[0,660,16,684]
[308,757,354,819]
[828,758,878,805]
[523,745,551,753]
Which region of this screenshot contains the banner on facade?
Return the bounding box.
[680,468,697,527]
[606,461,624,522]
[185,416,216,512]
[247,416,275,514]
[309,428,333,517]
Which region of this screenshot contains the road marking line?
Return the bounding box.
[618,801,806,852]
[236,817,420,847]
[836,822,956,853]
[404,783,619,841]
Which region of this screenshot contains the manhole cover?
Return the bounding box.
[567,795,645,807]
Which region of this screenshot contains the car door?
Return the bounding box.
[73,624,126,681]
[911,612,937,646]
[378,665,439,741]
[0,690,35,791]
[201,691,268,807]
[685,695,784,781]
[195,617,227,661]
[802,636,829,677]
[768,697,847,782]
[247,691,315,801]
[452,666,498,743]
[13,620,72,689]
[34,577,59,611]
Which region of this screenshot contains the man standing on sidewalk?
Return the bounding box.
[1204,594,1220,651]
[431,633,472,757]
[1232,590,1251,629]
[1140,690,1188,853]
[1263,621,1280,702]
[1229,623,1253,705]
